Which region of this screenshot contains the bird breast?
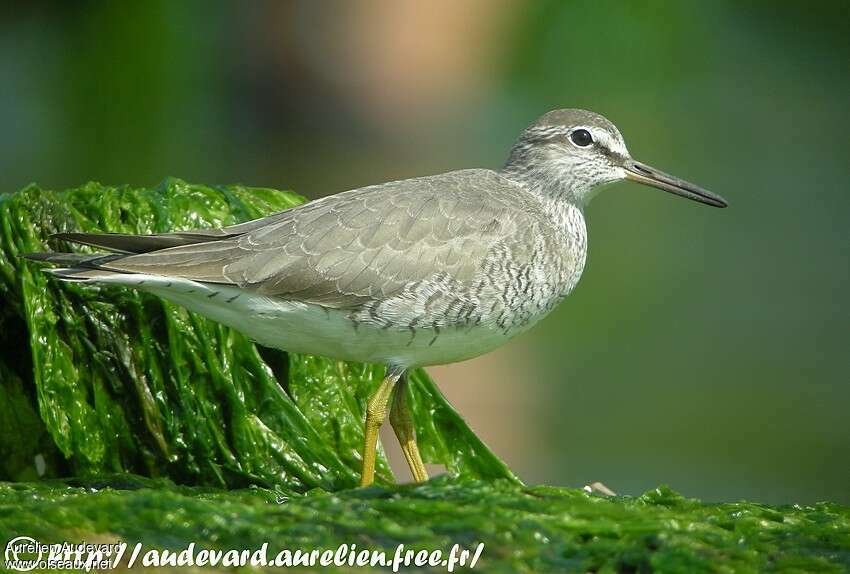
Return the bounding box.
[347,200,588,339]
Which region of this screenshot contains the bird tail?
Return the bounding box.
[23,223,253,283]
[49,231,227,254]
[20,251,129,281]
[22,228,231,281]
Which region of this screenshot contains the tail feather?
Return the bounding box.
[51,231,229,254]
[23,210,294,281]
[21,251,128,281]
[47,267,127,281]
[22,251,121,266]
[49,210,294,254]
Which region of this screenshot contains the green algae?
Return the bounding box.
[0,475,847,573]
[0,179,516,490]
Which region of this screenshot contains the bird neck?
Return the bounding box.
[501,159,591,210]
[499,160,588,250]
[501,140,607,209]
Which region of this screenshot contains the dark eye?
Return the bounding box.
[569,129,593,147]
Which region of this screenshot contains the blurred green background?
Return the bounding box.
[2,1,847,504]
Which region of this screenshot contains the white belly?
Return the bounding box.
[99,273,523,368]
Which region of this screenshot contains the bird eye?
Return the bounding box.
[569,129,593,147]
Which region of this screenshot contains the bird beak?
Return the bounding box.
[623,159,728,208]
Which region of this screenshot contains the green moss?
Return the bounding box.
[0,476,847,573]
[0,179,515,490]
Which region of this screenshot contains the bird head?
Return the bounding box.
[505,108,727,208]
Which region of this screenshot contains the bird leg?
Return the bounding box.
[389,373,429,483]
[360,366,403,487]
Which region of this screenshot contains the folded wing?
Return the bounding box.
[81,170,541,309]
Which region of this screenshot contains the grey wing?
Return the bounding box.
[51,210,294,254]
[103,170,541,310]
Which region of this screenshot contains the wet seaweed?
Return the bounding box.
[0,179,516,491]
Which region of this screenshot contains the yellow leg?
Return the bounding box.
[360,367,402,487]
[389,374,429,483]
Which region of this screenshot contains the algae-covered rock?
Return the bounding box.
[0,475,848,573]
[0,179,515,491]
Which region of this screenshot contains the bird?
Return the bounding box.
[24,109,728,487]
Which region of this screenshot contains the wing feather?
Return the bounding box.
[103,170,546,309]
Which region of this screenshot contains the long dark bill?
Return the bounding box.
[624,159,728,208]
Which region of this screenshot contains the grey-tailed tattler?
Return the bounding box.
[25,109,727,486]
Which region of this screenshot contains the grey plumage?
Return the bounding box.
[51,209,295,254]
[41,169,586,334]
[25,108,725,353]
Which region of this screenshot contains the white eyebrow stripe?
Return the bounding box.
[593,128,629,156]
[526,126,571,139]
[525,124,630,156]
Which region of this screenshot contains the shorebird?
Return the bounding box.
[25,109,727,487]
